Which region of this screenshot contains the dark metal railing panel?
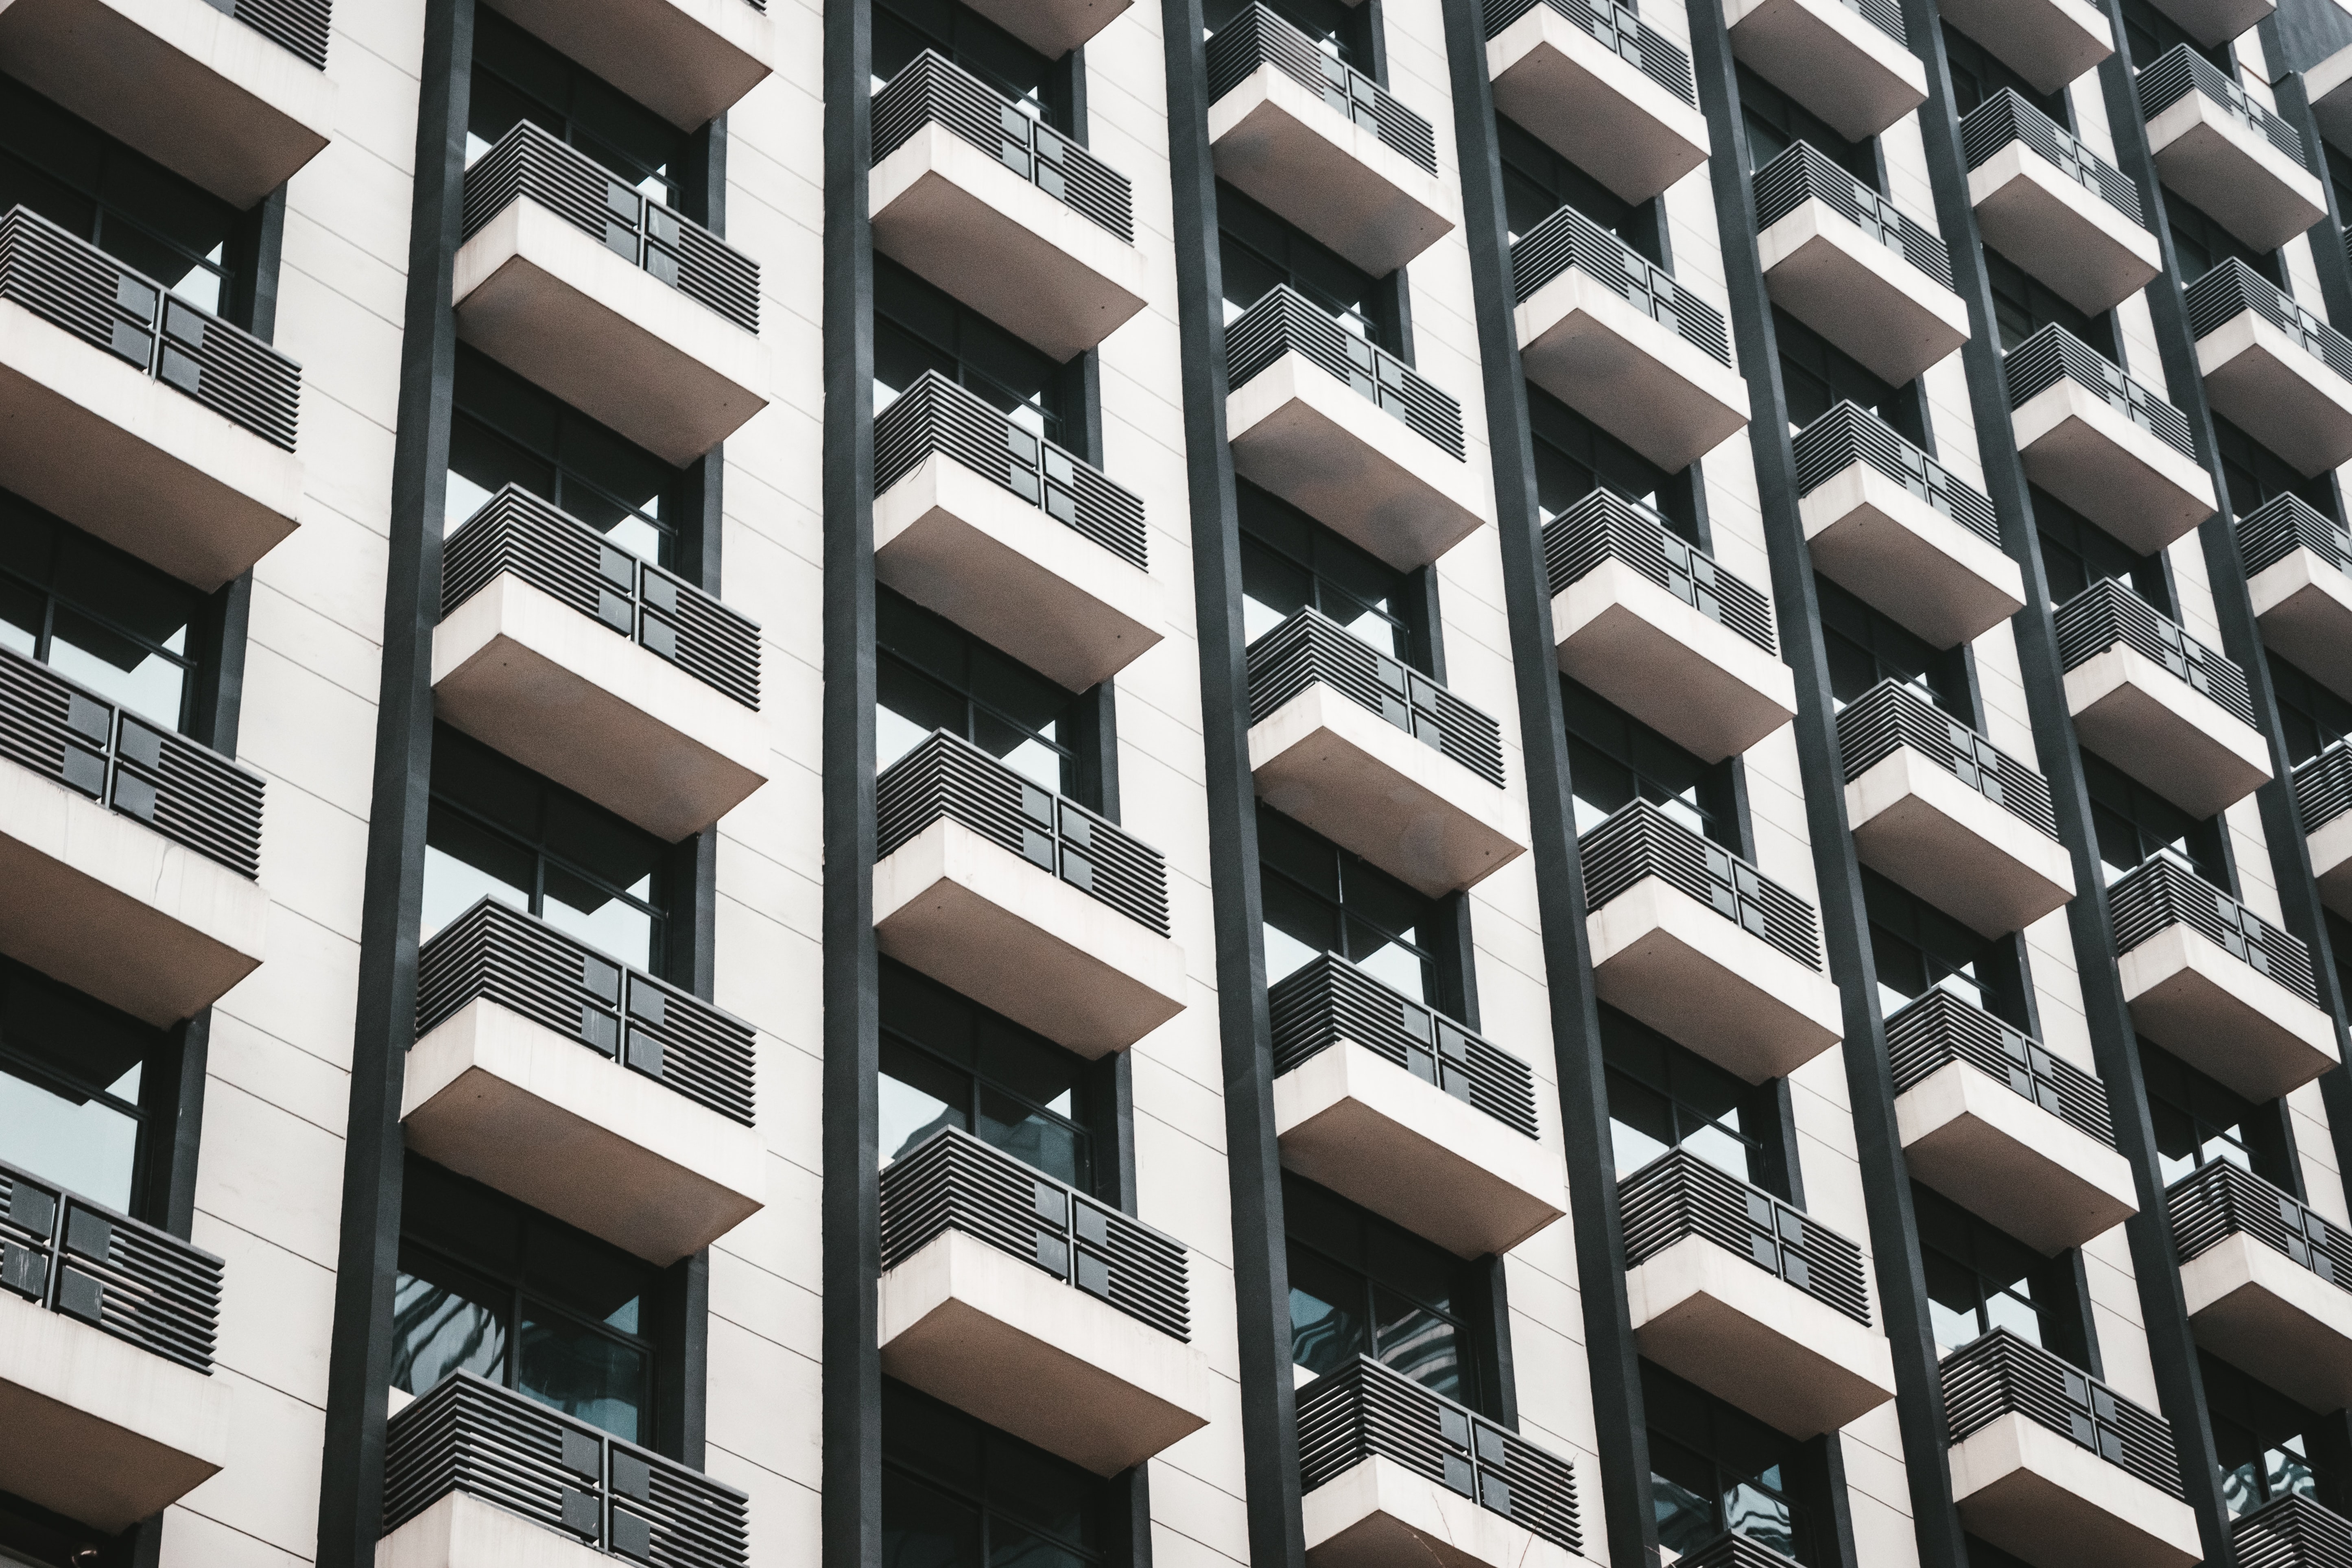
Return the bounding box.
[1225,285,1467,458]
[461,124,760,333]
[2170,1159,2352,1294]
[1205,4,1439,174]
[383,1372,749,1566]
[2003,321,2198,461]
[1673,1535,1808,1568]
[0,1157,223,1375]
[2235,1495,2352,1568]
[1479,0,1696,105]
[2295,738,2352,835]
[1296,1356,1581,1552]
[1828,0,1906,44]
[871,51,1136,242]
[415,899,758,1127]
[2052,577,2256,724]
[1752,143,1955,290]
[1885,989,2116,1145]
[1961,90,2145,226]
[2108,853,2319,1004]
[1940,1328,2184,1498]
[1245,608,1505,786]
[0,204,301,451]
[2138,44,2308,166]
[875,730,1171,935]
[2240,493,2352,580]
[1835,679,2060,839]
[878,1125,1191,1340]
[1542,488,1778,653]
[1578,800,1824,970]
[442,486,762,710]
[1618,1149,1870,1323]
[1793,400,2001,547]
[230,0,333,67]
[0,643,264,878]
[872,370,1148,569]
[1268,952,1540,1136]
[2186,259,2352,383]
[1509,202,1731,365]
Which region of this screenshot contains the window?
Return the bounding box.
[1739,63,1872,183]
[1647,1362,1817,1564]
[1986,245,2110,358]
[1497,112,1660,260]
[1562,676,1741,847]
[876,256,1074,449]
[0,956,165,1216]
[2083,752,2227,887]
[883,1378,1104,1568]
[1819,576,1972,718]
[467,9,690,206]
[1942,22,2066,120]
[1204,0,1376,71]
[391,1156,661,1444]
[1239,483,1415,661]
[878,958,1096,1192]
[1777,310,1920,444]
[2168,193,2278,288]
[877,588,1081,794]
[1529,383,1701,542]
[2143,1041,2295,1188]
[2205,1353,2324,1518]
[2034,487,2169,610]
[1285,1174,1481,1402]
[0,494,205,733]
[1259,803,1436,1000]
[2214,413,2336,519]
[421,724,671,973]
[445,346,686,565]
[874,0,1064,125]
[1865,869,2029,1027]
[2119,0,2226,71]
[1915,1183,2077,1356]
[1603,1006,1774,1186]
[1219,183,1395,348]
[2270,654,2352,768]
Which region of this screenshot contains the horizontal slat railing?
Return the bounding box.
[1673,1535,1806,1568]
[1578,799,1824,971]
[2108,852,2319,1005]
[1835,678,2059,838]
[2003,322,2198,461]
[1269,952,1540,1136]
[2053,577,2256,725]
[1619,1149,1870,1323]
[1961,90,2145,225]
[2234,1495,2352,1568]
[1885,989,2115,1144]
[2186,259,2352,384]
[1543,487,1778,653]
[1940,1328,2184,1498]
[2239,492,2351,579]
[1206,3,1438,173]
[1246,608,1505,785]
[2169,1155,2352,1289]
[1479,0,1695,104]
[1510,202,1731,365]
[1753,142,1954,289]
[0,1156,222,1375]
[416,898,757,1126]
[871,51,1135,242]
[1793,400,2000,546]
[2138,44,2307,166]
[1226,284,1467,458]
[2295,738,2352,836]
[231,0,332,67]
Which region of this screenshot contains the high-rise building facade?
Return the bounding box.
[17,0,2352,1564]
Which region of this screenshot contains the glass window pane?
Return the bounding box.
[880,1037,972,1166]
[0,1060,139,1210]
[1287,1245,1369,1378]
[421,808,534,941]
[517,1314,647,1443]
[882,1472,981,1568]
[1724,1481,1796,1559]
[390,1258,507,1397]
[1372,1287,1462,1400]
[978,1086,1083,1189]
[522,1223,648,1333]
[45,607,185,730]
[542,864,655,972]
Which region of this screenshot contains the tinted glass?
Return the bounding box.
[1203,0,1375,69]
[876,589,1079,793]
[2082,752,2228,887]
[1777,309,1912,439]
[0,961,156,1214]
[874,0,1062,124]
[2143,1042,2290,1187]
[883,1378,1103,1568]
[1602,1006,1768,1184]
[1740,63,1872,183]
[1941,22,2065,118]
[878,960,1093,1190]
[1496,112,1659,260]
[1286,1175,1475,1403]
[1528,383,1700,542]
[467,9,689,205]
[1646,1362,1812,1563]
[2168,192,2278,286]
[2214,413,2335,519]
[1915,1184,2061,1353]
[2270,654,2352,767]
[876,257,1070,447]
[2205,1352,2324,1518]
[1259,804,1436,999]
[2035,487,2169,610]
[1562,677,1740,847]
[1238,483,1412,659]
[0,494,203,732]
[1818,577,1971,718]
[1219,183,1392,347]
[1986,244,2108,356]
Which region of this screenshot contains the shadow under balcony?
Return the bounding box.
[455,124,765,467]
[2243,496,2352,702]
[878,1127,1212,1475]
[2230,1495,2352,1568]
[874,731,1186,1056]
[1724,0,1924,140]
[0,205,301,591]
[1270,954,1562,1259]
[2310,42,2352,153]
[2172,1160,2352,1410]
[1620,1151,1896,1437]
[478,0,774,131]
[1936,0,2110,98]
[871,52,1145,363]
[1962,92,2160,316]
[2139,46,2324,253]
[2294,740,2352,919]
[2005,325,2215,554]
[1483,0,1709,204]
[2187,260,2352,477]
[958,0,1129,57]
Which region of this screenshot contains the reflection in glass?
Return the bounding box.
[520,1313,648,1444]
[0,1063,140,1212]
[389,1269,506,1397]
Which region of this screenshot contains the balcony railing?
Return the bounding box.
[872,52,1136,242]
[1754,143,1955,290]
[225,0,333,68]
[1579,800,1824,971]
[2003,323,2199,461]
[383,1371,748,1568]
[2109,853,2320,1005]
[2171,1158,2352,1291]
[417,898,758,1127]
[1940,1328,2184,1499]
[1480,0,1697,105]
[1269,952,1540,1136]
[1510,202,1732,365]
[2186,259,2352,384]
[1794,400,2001,548]
[0,644,263,879]
[1297,1356,1581,1553]
[2296,738,2352,836]
[879,1125,1190,1340]
[2053,577,2256,725]
[876,730,1171,935]
[1673,1536,1805,1568]
[1206,4,1439,174]
[0,204,300,452]
[1620,1149,1871,1323]
[1836,679,2060,839]
[0,1155,222,1375]
[2240,493,2352,581]
[1961,90,2145,226]
[1544,489,1778,653]
[1885,989,2116,1146]
[1245,608,1505,785]
[1226,285,1467,458]
[874,369,1147,569]
[2139,46,2307,167]
[443,485,762,710]
[2234,1495,2352,1568]
[1828,0,1905,43]
[461,124,760,334]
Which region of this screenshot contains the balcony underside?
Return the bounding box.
[1896,1061,2136,1254]
[1799,462,2025,648]
[2120,923,2337,1101]
[1968,146,2161,316]
[2147,0,2278,54]
[1758,201,1969,386]
[2182,1232,2352,1410]
[1302,1455,1580,1568]
[1725,0,1927,140]
[2197,315,2352,478]
[959,0,1131,56]
[2010,380,2218,556]
[2248,547,2352,702]
[1485,7,1710,203]
[480,0,775,130]
[1516,269,1750,472]
[2064,644,2270,819]
[1551,559,1796,763]
[1935,0,2111,95]
[1846,750,2075,937]
[2144,94,2326,253]
[1949,1413,2203,1568]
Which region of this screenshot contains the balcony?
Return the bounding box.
[0,1156,229,1533]
[871,52,1144,363]
[1794,402,2023,648]
[1269,954,1561,1258]
[1935,0,2110,98]
[1887,991,2136,1253]
[1511,203,1749,471]
[1942,1330,2201,1568]
[1672,1537,1806,1568]
[1961,92,2159,316]
[2140,47,2324,253]
[2111,853,2336,1101]
[2147,0,2278,54]
[1297,1356,1581,1568]
[455,124,764,467]
[0,645,266,1027]
[2005,326,2216,553]
[878,1127,1212,1474]
[403,899,763,1266]
[481,0,772,129]
[1545,490,1796,762]
[2172,1161,2352,1409]
[1754,144,1969,386]
[0,205,301,591]
[1579,801,1843,1083]
[0,0,333,208]
[380,1371,747,1568]
[2055,579,2269,817]
[1838,681,2075,936]
[874,372,1160,690]
[2295,740,2352,918]
[1245,609,1524,897]
[2243,497,2352,701]
[1483,0,1709,204]
[874,731,1185,1056]
[1620,1151,1896,1436]
[959,0,1127,55]
[2232,1496,2352,1568]
[2186,260,2352,477]
[1725,0,1925,142]
[1206,6,1454,274]
[1225,286,1480,571]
